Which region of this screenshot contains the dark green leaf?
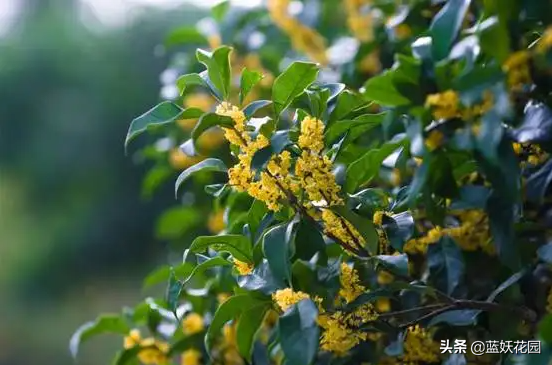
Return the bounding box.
[244,100,272,118]
[428,309,480,327]
[181,256,232,287]
[486,270,526,302]
[329,206,379,255]
[526,159,552,204]
[236,304,271,360]
[363,71,411,107]
[166,271,181,316]
[175,158,228,197]
[487,192,520,270]
[240,68,264,105]
[191,112,234,150]
[196,46,233,100]
[272,62,319,118]
[294,218,327,262]
[279,299,319,365]
[238,259,284,294]
[345,142,403,192]
[427,236,465,295]
[329,90,369,126]
[348,188,389,210]
[375,254,409,277]
[125,102,189,150]
[325,113,386,145]
[190,234,253,263]
[384,212,415,251]
[263,224,292,284]
[70,315,130,358]
[430,0,472,61]
[449,185,491,210]
[205,294,268,353]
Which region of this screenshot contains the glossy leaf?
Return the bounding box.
[238,259,284,294]
[176,73,209,95]
[430,0,472,61]
[196,46,233,100]
[427,236,465,295]
[174,158,228,197]
[272,61,319,118]
[236,304,271,360]
[70,315,130,358]
[262,223,292,284]
[279,299,319,365]
[243,100,272,118]
[240,68,264,105]
[325,113,386,145]
[189,234,253,263]
[363,70,411,107]
[191,112,234,150]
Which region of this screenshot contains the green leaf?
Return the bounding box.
[279,299,319,365]
[174,158,228,197]
[449,185,491,210]
[181,256,232,286]
[427,237,464,295]
[526,159,552,204]
[272,61,319,118]
[428,309,480,327]
[330,206,379,255]
[325,113,386,145]
[191,112,234,150]
[240,68,264,105]
[142,263,195,289]
[363,71,411,107]
[376,254,409,277]
[294,218,327,263]
[430,0,472,61]
[345,142,403,193]
[539,314,552,344]
[384,212,415,251]
[166,271,181,316]
[329,90,369,126]
[238,259,284,294]
[236,304,271,360]
[190,234,253,263]
[212,0,230,22]
[165,26,207,47]
[112,347,141,365]
[196,46,233,100]
[205,294,268,353]
[125,102,190,151]
[70,315,130,358]
[263,224,293,285]
[486,270,526,302]
[176,73,209,95]
[487,192,520,270]
[155,207,201,240]
[513,102,552,144]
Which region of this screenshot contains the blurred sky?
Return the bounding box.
[0,0,262,35]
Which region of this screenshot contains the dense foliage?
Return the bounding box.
[72,0,552,364]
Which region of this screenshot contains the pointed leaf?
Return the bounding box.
[325,113,386,145]
[427,236,465,295]
[196,46,233,100]
[240,68,264,105]
[363,71,411,107]
[176,73,209,95]
[279,299,319,365]
[236,304,271,360]
[430,0,472,61]
[175,158,228,197]
[272,62,319,118]
[70,315,130,358]
[191,112,234,150]
[190,234,253,263]
[263,224,292,284]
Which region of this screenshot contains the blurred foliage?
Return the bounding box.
[75,0,552,365]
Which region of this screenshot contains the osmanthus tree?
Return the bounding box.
[71,0,552,364]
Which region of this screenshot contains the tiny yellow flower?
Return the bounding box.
[375,298,391,313]
[272,288,310,312]
[401,325,441,363]
[373,211,385,226]
[182,313,204,336]
[425,90,460,120]
[339,263,366,303]
[503,51,531,91]
[181,348,202,365]
[233,258,254,275]
[123,329,141,349]
[377,270,394,285]
[425,129,445,151]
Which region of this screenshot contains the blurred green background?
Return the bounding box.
[0,0,221,363]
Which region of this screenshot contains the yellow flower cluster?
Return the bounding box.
[345,0,374,43]
[404,210,494,255]
[181,349,201,365]
[318,303,378,355]
[462,90,494,122]
[358,51,381,75]
[233,258,254,275]
[321,210,366,253]
[537,26,552,54]
[425,130,444,151]
[400,325,441,364]
[514,142,549,166]
[503,51,532,91]
[182,313,205,336]
[123,329,170,365]
[267,0,328,65]
[339,263,366,303]
[425,90,461,120]
[272,288,310,312]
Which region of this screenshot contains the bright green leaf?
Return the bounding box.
[236,304,271,360]
[363,71,411,107]
[212,1,230,22]
[196,46,233,100]
[240,68,264,105]
[272,61,319,118]
[325,113,386,145]
[191,112,234,150]
[190,234,253,263]
[70,315,130,358]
